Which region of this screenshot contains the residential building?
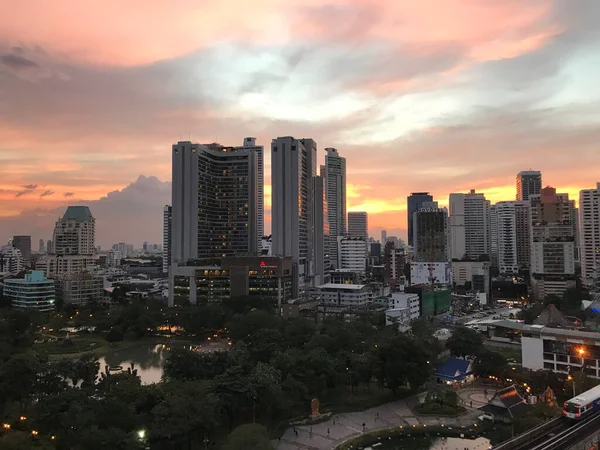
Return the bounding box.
[168,256,295,308]
[337,236,367,274]
[449,190,491,260]
[106,250,123,267]
[4,270,55,312]
[171,141,260,262]
[348,212,368,239]
[579,183,600,287]
[515,202,531,270]
[313,175,330,285]
[516,170,542,201]
[238,137,264,245]
[310,283,369,306]
[54,272,103,307]
[413,203,450,262]
[390,292,420,319]
[407,192,433,247]
[271,136,318,296]
[381,229,387,244]
[38,239,45,254]
[0,245,24,274]
[530,187,577,300]
[410,262,451,286]
[384,243,406,285]
[494,202,519,274]
[46,240,52,254]
[162,205,172,274]
[12,235,31,262]
[325,148,346,269]
[453,260,490,296]
[52,207,95,256]
[489,204,499,269]
[37,255,96,277]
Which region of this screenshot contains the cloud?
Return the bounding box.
[63,192,74,197]
[21,184,38,190]
[1,51,40,70]
[39,189,54,197]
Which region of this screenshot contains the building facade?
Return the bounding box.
[516,170,542,201]
[310,283,369,306]
[530,187,577,300]
[0,245,24,274]
[579,183,600,287]
[54,272,103,307]
[337,236,367,274]
[390,292,420,319]
[410,262,451,286]
[52,207,95,256]
[313,175,330,285]
[271,136,317,296]
[162,205,171,274]
[4,270,55,312]
[348,212,368,239]
[449,190,491,260]
[325,148,346,269]
[413,203,450,262]
[12,235,31,263]
[238,137,264,246]
[452,260,490,296]
[407,192,433,247]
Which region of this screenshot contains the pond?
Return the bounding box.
[363,435,491,450]
[97,341,229,384]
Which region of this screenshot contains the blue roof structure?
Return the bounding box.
[435,358,473,382]
[62,206,93,221]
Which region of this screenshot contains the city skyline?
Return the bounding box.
[1,1,600,245]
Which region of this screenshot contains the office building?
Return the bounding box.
[163,205,172,274]
[489,204,498,269]
[12,235,31,262]
[390,292,420,320]
[46,240,52,254]
[171,141,259,263]
[348,212,368,239]
[271,136,318,295]
[0,245,24,274]
[169,256,295,308]
[310,283,369,306]
[407,192,433,247]
[579,183,600,287]
[449,190,491,260]
[38,239,45,254]
[324,148,346,269]
[337,236,367,274]
[516,170,542,201]
[530,187,576,300]
[52,206,95,256]
[381,229,387,244]
[4,270,55,312]
[413,203,450,262]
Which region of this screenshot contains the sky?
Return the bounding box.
[1,0,600,248]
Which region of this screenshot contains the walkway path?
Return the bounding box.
[273,387,497,450]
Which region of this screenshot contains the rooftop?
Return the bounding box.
[62,206,93,222]
[315,283,366,290]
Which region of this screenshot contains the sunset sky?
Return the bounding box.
[1,0,599,247]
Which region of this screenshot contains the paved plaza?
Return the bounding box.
[273,387,497,450]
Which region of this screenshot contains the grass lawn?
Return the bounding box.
[487,345,522,363]
[33,334,147,360]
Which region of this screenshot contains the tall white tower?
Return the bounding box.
[325,148,346,269]
[580,182,600,287]
[449,190,490,260]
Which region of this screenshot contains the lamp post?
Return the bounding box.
[578,348,586,395]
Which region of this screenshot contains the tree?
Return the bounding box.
[106,326,124,343]
[446,327,483,358]
[474,350,507,378]
[222,424,273,450]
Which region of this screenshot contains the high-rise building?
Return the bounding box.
[490,201,531,274]
[171,141,259,263]
[407,192,433,247]
[324,148,346,269]
[348,212,368,239]
[489,204,498,269]
[313,175,330,285]
[381,229,387,244]
[46,240,52,254]
[271,136,317,296]
[4,270,55,312]
[413,202,450,262]
[38,239,45,254]
[514,201,531,270]
[52,207,95,256]
[579,182,600,287]
[0,245,24,274]
[239,137,264,244]
[449,190,491,260]
[530,187,576,299]
[517,170,542,201]
[163,205,172,274]
[12,235,31,262]
[337,236,367,274]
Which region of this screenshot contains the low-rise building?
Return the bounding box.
[37,255,96,277]
[410,262,451,286]
[54,272,104,306]
[310,283,369,306]
[452,260,490,296]
[4,270,56,312]
[0,245,24,274]
[404,286,452,318]
[385,307,411,331]
[390,292,420,320]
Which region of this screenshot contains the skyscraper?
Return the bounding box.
[12,235,31,262]
[163,205,172,274]
[171,141,259,263]
[239,137,264,244]
[493,202,519,274]
[516,171,542,201]
[52,207,95,256]
[381,229,387,244]
[579,182,600,287]
[348,212,368,239]
[39,238,45,254]
[271,136,317,295]
[530,187,576,299]
[449,190,491,260]
[413,202,450,262]
[46,240,52,254]
[407,193,433,247]
[324,148,346,269]
[313,175,330,285]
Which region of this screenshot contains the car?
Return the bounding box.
[478,412,494,422]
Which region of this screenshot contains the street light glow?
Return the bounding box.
[137,429,146,440]
[578,348,585,356]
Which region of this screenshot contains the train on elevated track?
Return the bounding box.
[563,384,600,419]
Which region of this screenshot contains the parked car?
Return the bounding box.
[478,412,494,422]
